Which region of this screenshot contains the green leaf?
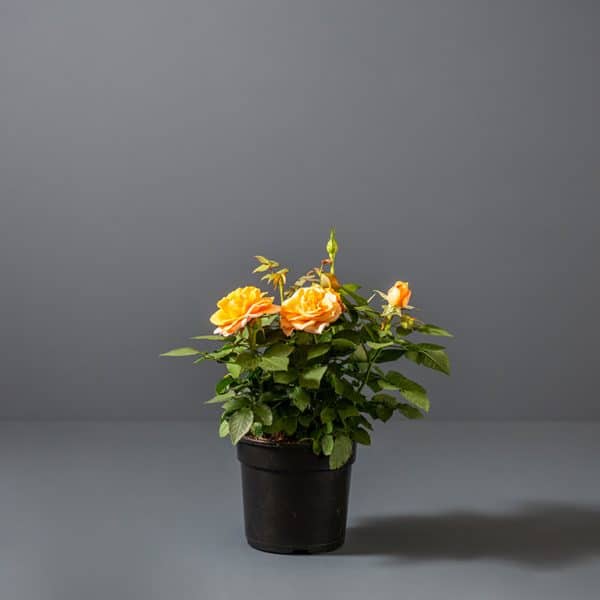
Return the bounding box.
[397,403,424,419]
[351,428,371,445]
[229,408,254,444]
[330,375,347,396]
[226,363,243,378]
[298,413,313,427]
[333,330,363,344]
[218,420,229,438]
[320,406,336,423]
[337,405,360,420]
[291,387,311,412]
[416,323,453,337]
[223,396,249,413]
[299,365,328,389]
[312,438,321,454]
[375,404,394,422]
[318,329,334,343]
[305,344,330,361]
[341,283,361,293]
[253,403,273,426]
[331,338,357,352]
[331,374,364,404]
[259,314,279,327]
[160,347,201,357]
[259,355,289,372]
[190,335,226,340]
[205,390,235,404]
[321,434,334,456]
[206,346,236,360]
[281,416,298,436]
[215,375,232,394]
[405,343,451,375]
[293,332,313,345]
[259,391,276,404]
[374,348,405,363]
[235,352,259,370]
[371,393,398,408]
[258,328,285,345]
[263,343,294,358]
[329,435,353,469]
[357,415,373,430]
[273,370,297,384]
[351,345,369,363]
[381,371,430,412]
[366,376,383,392]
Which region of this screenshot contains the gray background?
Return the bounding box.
[1,0,599,419]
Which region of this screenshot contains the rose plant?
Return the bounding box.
[162,230,451,469]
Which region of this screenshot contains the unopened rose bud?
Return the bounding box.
[320,272,341,290]
[387,281,412,308]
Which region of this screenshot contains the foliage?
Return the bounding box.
[162,229,451,469]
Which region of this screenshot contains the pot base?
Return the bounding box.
[246,536,345,555]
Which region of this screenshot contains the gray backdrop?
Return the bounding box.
[1,0,598,419]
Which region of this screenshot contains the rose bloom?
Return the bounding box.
[210,286,280,336]
[387,281,412,308]
[280,286,343,336]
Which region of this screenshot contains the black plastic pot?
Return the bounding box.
[237,437,356,554]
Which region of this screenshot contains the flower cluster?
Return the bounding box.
[163,230,451,469]
[208,280,413,339]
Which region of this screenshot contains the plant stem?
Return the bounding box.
[358,347,380,393]
[249,323,257,352]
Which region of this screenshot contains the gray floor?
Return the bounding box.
[2,422,599,600]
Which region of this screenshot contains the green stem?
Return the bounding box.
[248,323,258,352]
[358,347,380,393]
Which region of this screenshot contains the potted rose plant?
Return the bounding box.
[162,230,451,554]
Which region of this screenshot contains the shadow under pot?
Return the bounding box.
[236,436,356,554]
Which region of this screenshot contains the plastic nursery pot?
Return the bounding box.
[237,436,356,554]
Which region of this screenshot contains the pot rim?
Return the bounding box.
[238,435,356,470]
[239,435,312,449]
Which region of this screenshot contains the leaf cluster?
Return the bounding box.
[162,282,451,469]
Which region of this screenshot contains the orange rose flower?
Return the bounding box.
[280,286,343,336]
[210,286,280,336]
[387,281,412,308]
